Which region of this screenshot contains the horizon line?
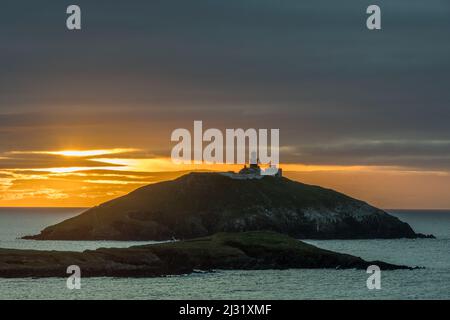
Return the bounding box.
[0,206,449,211]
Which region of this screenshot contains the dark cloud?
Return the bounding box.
[0,0,449,171]
[284,140,450,171]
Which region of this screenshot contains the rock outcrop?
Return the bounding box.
[1,231,413,278]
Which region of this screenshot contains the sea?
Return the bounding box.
[0,208,448,300]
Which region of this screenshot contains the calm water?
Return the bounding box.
[0,208,449,300]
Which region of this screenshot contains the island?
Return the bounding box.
[0,231,413,278]
[24,170,433,241]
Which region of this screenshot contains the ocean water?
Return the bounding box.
[0,208,449,300]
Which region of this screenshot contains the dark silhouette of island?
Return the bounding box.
[24,172,433,241]
[1,231,414,278]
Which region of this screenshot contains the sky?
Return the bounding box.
[0,0,449,208]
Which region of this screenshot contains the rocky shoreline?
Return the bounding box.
[0,231,415,278]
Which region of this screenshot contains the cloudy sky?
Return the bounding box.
[1,0,449,208]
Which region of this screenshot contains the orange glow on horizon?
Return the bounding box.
[1,151,450,209]
[92,157,373,173]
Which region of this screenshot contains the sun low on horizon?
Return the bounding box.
[1,1,449,210]
[1,147,449,209]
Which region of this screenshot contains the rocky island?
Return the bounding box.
[0,231,413,278]
[24,171,432,241]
